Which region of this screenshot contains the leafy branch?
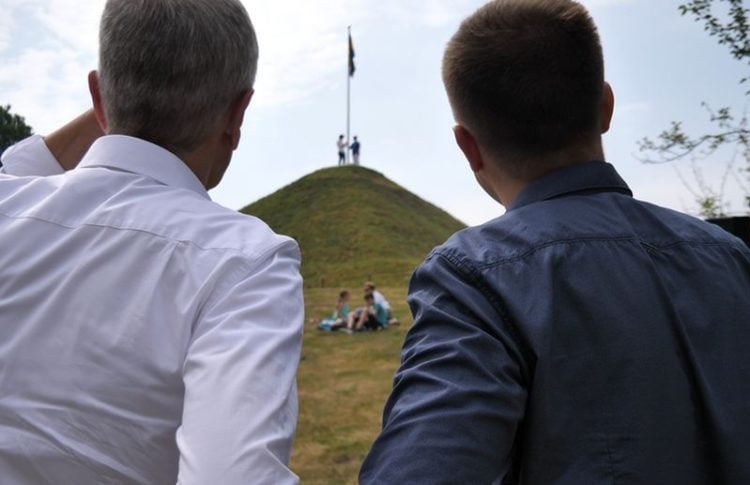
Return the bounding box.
[638,0,750,217]
[680,0,750,81]
[638,104,750,164]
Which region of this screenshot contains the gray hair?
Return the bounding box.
[98,0,258,154]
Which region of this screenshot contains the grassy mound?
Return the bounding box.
[240,165,465,288]
[240,166,469,482]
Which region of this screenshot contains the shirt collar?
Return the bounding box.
[78,135,210,200]
[509,161,632,211]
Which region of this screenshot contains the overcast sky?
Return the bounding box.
[1,0,747,225]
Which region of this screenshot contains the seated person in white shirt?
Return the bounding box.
[0,1,303,484]
[364,281,399,324]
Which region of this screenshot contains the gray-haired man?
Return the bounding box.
[0,1,303,483]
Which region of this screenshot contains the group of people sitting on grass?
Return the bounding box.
[319,282,398,332]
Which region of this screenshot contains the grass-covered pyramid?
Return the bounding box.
[240,165,466,288]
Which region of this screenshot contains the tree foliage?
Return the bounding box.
[638,0,750,217]
[0,104,33,156]
[680,0,750,72]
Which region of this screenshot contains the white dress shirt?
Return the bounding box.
[0,135,64,176]
[0,135,303,484]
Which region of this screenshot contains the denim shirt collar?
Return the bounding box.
[509,161,632,211]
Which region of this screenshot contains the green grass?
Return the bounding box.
[238,166,464,482]
[293,286,411,484]
[240,166,465,288]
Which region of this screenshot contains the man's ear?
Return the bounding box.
[88,70,107,133]
[453,124,485,173]
[224,89,254,150]
[600,81,614,134]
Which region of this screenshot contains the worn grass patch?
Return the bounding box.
[292,287,411,484]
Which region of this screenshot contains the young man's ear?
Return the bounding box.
[224,89,254,150]
[88,70,108,133]
[600,82,614,134]
[453,124,485,173]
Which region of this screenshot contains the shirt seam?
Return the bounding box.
[639,238,747,251]
[0,210,285,260]
[457,236,743,271]
[434,236,633,271]
[187,238,299,361]
[429,250,536,381]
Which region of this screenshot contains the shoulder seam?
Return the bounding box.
[431,250,536,381]
[0,211,293,261]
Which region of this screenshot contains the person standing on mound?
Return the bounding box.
[337,134,346,166]
[350,135,361,165]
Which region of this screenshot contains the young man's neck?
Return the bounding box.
[493,142,606,208]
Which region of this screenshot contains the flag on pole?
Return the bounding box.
[348,30,356,77]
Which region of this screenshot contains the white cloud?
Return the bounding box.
[3,0,612,135]
[242,0,481,111]
[0,45,92,133]
[0,0,98,133]
[0,0,36,53]
[243,0,370,110]
[0,7,16,53]
[33,0,103,52]
[0,0,482,128]
[374,0,478,28]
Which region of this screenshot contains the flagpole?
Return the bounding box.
[346,25,352,165]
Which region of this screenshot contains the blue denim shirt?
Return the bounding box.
[360,162,750,484]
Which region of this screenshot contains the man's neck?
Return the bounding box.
[180,135,232,190]
[494,144,606,208]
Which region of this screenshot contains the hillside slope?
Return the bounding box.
[240,166,466,288]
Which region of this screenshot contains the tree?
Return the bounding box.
[638,0,750,217]
[0,105,33,159]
